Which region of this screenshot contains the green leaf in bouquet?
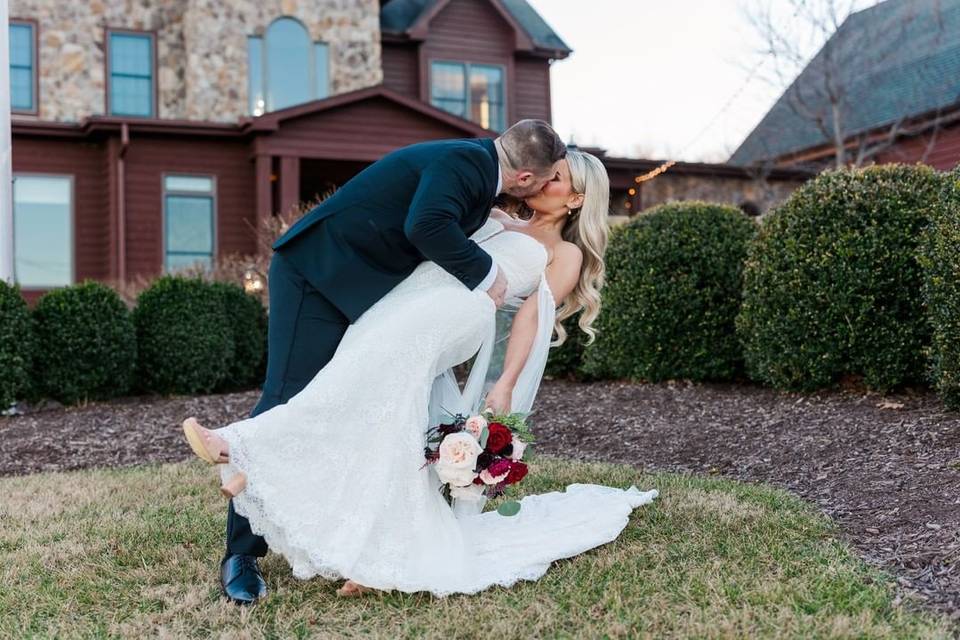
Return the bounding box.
[522,444,533,461]
[497,500,521,517]
[479,426,489,449]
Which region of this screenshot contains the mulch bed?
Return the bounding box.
[2,380,959,620]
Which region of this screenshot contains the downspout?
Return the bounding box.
[117,122,129,282]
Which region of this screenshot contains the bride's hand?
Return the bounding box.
[483,383,513,415]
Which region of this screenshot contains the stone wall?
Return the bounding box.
[639,174,804,216]
[9,0,382,122]
[611,171,803,215]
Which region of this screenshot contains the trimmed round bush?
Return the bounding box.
[919,167,960,409]
[31,281,137,404]
[583,202,757,382]
[0,281,34,408]
[737,165,943,392]
[544,315,590,380]
[134,276,233,395]
[211,282,267,391]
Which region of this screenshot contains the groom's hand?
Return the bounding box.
[486,267,508,308]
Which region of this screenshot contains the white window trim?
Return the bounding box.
[161,172,218,273]
[11,173,75,290]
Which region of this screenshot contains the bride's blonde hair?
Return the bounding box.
[554,150,609,346]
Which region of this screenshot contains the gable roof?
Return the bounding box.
[730,0,960,165]
[381,0,571,57]
[243,84,492,136]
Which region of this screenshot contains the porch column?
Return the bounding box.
[278,156,299,217]
[255,154,273,256]
[0,0,13,283]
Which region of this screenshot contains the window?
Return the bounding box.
[10,21,36,113]
[163,175,215,273]
[248,18,330,115]
[430,61,505,131]
[13,175,73,288]
[108,31,154,117]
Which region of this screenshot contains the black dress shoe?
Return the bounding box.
[220,553,267,605]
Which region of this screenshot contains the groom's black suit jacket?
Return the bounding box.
[273,137,500,322]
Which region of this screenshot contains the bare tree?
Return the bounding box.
[744,0,947,169]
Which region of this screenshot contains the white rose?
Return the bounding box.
[509,437,528,461]
[464,415,487,440]
[450,483,485,502]
[436,432,483,486]
[436,464,478,487]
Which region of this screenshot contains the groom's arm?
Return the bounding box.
[403,160,494,290]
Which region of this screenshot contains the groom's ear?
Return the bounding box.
[514,170,536,186]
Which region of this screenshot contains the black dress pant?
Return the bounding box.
[225,250,349,557]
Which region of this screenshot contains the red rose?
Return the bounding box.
[485,423,512,454]
[505,461,528,484]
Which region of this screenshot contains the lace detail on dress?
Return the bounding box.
[214,215,658,596]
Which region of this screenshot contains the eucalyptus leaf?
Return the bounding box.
[479,426,489,448]
[497,500,521,517]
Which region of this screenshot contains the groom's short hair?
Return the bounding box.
[497,119,566,176]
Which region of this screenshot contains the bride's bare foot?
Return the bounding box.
[336,580,376,597]
[182,417,229,464]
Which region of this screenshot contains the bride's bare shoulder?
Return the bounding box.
[548,241,583,268]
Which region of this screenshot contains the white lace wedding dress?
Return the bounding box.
[215,217,658,596]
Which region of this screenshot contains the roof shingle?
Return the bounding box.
[380,0,571,54]
[730,0,960,165]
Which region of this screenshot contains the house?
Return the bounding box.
[7,0,807,303]
[730,0,960,171]
[8,0,576,302]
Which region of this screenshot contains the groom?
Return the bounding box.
[220,119,567,604]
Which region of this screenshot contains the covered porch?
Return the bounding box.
[244,85,492,250]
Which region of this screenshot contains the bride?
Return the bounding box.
[182,150,658,598]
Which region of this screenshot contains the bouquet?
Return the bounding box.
[423,410,534,516]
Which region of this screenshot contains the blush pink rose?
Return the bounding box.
[464,415,487,440]
[509,437,528,461]
[479,468,509,485]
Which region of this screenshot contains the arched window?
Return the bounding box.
[248,17,330,115]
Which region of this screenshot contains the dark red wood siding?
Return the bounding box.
[381,42,420,99]
[255,95,489,160]
[514,57,551,122]
[11,137,110,301]
[421,0,518,122]
[121,136,255,279]
[875,122,960,170]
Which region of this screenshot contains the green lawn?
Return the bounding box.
[0,457,953,639]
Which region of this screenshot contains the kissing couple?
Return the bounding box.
[181,119,658,603]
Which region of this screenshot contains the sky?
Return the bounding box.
[524,0,875,162]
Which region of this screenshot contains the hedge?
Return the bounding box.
[31,281,137,404]
[919,167,960,408]
[737,165,943,392]
[133,276,234,394]
[583,201,756,382]
[0,281,34,408]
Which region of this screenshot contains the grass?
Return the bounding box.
[0,457,953,639]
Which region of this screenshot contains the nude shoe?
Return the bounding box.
[182,417,229,464]
[220,473,247,499]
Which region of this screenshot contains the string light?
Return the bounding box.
[634,160,677,184]
[243,268,265,294]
